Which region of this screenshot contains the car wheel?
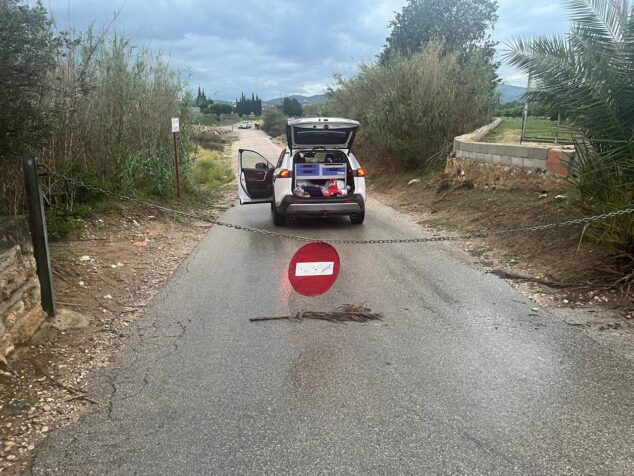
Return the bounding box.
[350,211,365,225]
[271,203,286,226]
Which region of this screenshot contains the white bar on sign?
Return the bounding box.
[295,262,334,277]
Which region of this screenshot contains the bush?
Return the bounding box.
[262,108,288,137]
[46,203,96,241]
[325,43,496,168]
[192,131,225,151]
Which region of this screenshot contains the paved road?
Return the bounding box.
[33,129,634,475]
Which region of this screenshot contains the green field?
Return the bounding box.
[482,117,576,144]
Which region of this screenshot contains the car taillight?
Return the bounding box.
[277,169,292,178]
[356,168,367,177]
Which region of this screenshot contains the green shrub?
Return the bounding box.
[325,43,496,168]
[192,131,225,151]
[45,203,94,241]
[262,108,288,137]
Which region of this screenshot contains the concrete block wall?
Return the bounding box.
[0,217,47,360]
[452,119,575,178]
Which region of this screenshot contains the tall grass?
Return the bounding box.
[46,28,192,194]
[192,148,233,191]
[1,23,193,215]
[325,43,497,168]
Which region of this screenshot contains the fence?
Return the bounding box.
[8,158,634,319]
[520,112,576,145]
[519,75,575,145]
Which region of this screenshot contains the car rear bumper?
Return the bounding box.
[279,194,364,216]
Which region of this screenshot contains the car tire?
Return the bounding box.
[350,211,365,225]
[271,203,286,226]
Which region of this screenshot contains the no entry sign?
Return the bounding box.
[288,243,340,296]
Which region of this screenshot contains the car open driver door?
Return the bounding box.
[238,149,275,204]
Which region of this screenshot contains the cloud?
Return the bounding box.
[46,0,572,98]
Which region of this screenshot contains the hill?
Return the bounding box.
[263,94,327,107]
[498,84,525,104]
[261,87,525,107]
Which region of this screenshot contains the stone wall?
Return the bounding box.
[0,217,47,361]
[448,119,576,190]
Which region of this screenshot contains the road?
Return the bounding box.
[33,129,634,475]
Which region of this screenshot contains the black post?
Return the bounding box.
[22,158,55,317]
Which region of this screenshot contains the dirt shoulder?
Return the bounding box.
[369,168,632,313]
[0,154,237,474]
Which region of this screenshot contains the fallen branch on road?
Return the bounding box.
[250,304,383,323]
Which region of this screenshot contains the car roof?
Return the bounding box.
[287,117,360,127]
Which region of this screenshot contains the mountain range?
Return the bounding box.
[498,84,525,104]
[262,94,328,107]
[259,85,525,108]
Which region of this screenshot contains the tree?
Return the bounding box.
[506,0,634,271]
[0,0,57,159]
[210,103,233,117]
[380,0,498,63]
[195,87,208,108]
[303,103,330,117]
[235,92,262,116]
[261,108,287,137]
[326,43,496,167]
[280,97,303,117]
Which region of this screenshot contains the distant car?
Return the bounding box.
[238,121,249,129]
[238,117,366,226]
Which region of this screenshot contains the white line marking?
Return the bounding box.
[295,262,335,277]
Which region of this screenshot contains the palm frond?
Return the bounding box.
[562,0,626,45]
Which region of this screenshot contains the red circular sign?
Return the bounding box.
[288,243,340,296]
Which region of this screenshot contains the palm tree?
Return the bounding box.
[506,1,633,144]
[506,0,634,278]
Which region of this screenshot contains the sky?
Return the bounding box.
[45,0,571,100]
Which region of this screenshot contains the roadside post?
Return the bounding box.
[171,117,181,198]
[520,72,531,145]
[22,158,56,317]
[288,243,340,296]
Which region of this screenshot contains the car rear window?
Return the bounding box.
[293,128,355,146]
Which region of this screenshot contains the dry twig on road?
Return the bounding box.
[250,304,383,323]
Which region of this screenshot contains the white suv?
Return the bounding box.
[238,118,367,226]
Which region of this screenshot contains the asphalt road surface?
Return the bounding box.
[33,129,634,475]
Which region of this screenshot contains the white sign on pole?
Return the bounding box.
[171,117,180,133]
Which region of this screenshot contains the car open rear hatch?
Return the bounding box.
[287,118,360,153]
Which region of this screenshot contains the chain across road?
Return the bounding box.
[43,169,634,245]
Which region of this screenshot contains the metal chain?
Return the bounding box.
[42,168,634,245]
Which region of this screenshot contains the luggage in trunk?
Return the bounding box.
[293,163,350,198]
